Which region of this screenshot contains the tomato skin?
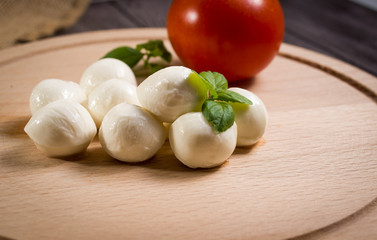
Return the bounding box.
[167,0,284,81]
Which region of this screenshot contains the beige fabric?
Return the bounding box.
[0,0,90,49]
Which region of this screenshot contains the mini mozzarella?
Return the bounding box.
[137,66,207,123]
[99,103,166,162]
[228,87,268,146]
[87,78,140,127]
[169,112,237,168]
[24,100,97,157]
[80,58,137,95]
[29,78,86,115]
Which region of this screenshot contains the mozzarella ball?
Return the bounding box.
[24,100,97,157]
[29,78,86,115]
[99,103,166,162]
[87,78,140,128]
[137,66,207,123]
[228,87,268,146]
[80,58,137,95]
[169,112,237,168]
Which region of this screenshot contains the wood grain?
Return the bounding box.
[0,28,376,240]
[281,0,377,78]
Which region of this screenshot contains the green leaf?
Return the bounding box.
[186,71,211,111]
[194,71,217,98]
[102,40,172,73]
[102,46,143,68]
[136,40,172,62]
[147,63,165,73]
[202,100,235,133]
[216,89,252,105]
[136,40,159,51]
[199,71,228,91]
[160,46,173,63]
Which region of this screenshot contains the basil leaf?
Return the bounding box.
[136,40,159,51]
[187,71,213,101]
[147,63,165,73]
[102,46,143,68]
[194,71,217,98]
[202,100,234,133]
[216,89,252,105]
[157,41,173,63]
[103,40,172,73]
[136,40,172,63]
[199,71,228,91]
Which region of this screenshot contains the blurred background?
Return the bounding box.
[0,0,376,76]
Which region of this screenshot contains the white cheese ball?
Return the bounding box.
[99,103,166,163]
[87,78,140,128]
[24,100,97,157]
[80,58,137,95]
[137,66,207,123]
[169,112,237,168]
[29,78,86,115]
[228,87,268,146]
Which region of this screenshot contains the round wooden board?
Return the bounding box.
[0,28,376,240]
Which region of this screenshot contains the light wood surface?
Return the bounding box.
[0,28,376,240]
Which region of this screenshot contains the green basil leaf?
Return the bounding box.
[149,48,163,57]
[102,46,143,68]
[147,63,165,73]
[216,89,252,105]
[157,41,173,63]
[187,71,212,99]
[194,71,217,98]
[199,71,228,91]
[103,40,172,73]
[202,100,235,133]
[136,40,159,51]
[136,40,172,63]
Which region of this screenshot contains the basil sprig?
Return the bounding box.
[198,71,252,133]
[102,40,172,73]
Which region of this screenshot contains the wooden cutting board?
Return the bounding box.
[0,28,376,240]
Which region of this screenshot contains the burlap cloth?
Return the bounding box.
[0,0,90,49]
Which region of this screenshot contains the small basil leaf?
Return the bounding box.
[194,71,217,98]
[202,100,235,133]
[216,89,252,105]
[149,48,163,57]
[136,40,172,63]
[136,40,157,51]
[157,41,172,63]
[103,40,172,73]
[199,71,228,91]
[147,63,165,73]
[102,46,143,68]
[187,71,212,100]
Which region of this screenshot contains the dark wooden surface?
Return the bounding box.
[57,0,377,77]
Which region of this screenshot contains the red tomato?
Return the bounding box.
[167,0,284,81]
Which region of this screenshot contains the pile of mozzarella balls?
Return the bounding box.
[24,58,267,168]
